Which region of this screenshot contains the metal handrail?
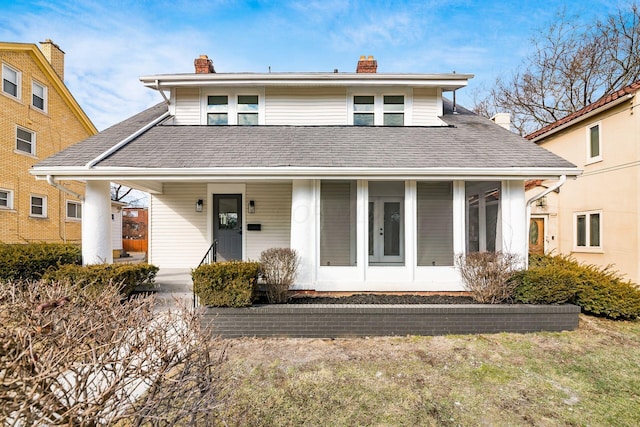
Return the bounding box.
[195,240,218,307]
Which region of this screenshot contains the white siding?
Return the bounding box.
[413,88,446,126]
[150,183,209,268]
[173,87,201,125]
[245,182,292,260]
[265,87,347,125]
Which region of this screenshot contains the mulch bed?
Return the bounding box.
[256,294,478,305]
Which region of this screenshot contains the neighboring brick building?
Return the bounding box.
[1,40,96,243]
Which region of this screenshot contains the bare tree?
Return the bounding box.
[1,281,226,426]
[475,4,640,135]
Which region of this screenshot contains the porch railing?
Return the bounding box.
[195,240,218,307]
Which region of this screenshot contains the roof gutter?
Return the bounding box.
[524,175,567,267]
[85,111,171,168]
[47,175,84,201]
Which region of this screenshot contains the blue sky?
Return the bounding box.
[0,0,621,130]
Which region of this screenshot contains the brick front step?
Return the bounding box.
[202,304,580,338]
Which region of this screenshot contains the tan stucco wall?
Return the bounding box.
[536,95,640,283]
[0,47,94,243]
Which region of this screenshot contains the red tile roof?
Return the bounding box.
[526,80,640,141]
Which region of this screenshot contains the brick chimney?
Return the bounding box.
[39,39,65,80]
[194,54,215,74]
[356,55,377,73]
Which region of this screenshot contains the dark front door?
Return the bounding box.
[213,194,242,261]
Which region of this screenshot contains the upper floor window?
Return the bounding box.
[32,80,47,111]
[237,95,258,125]
[587,123,601,163]
[16,127,35,155]
[354,96,374,126]
[207,95,228,125]
[2,63,20,98]
[0,189,14,210]
[575,210,601,251]
[383,95,404,126]
[66,201,82,219]
[30,195,47,218]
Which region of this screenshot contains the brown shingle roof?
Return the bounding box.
[526,80,640,140]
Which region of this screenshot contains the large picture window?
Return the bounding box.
[320,180,357,266]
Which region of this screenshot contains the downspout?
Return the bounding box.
[525,175,567,268]
[47,175,84,201]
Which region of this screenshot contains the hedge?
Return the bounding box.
[192,261,261,307]
[43,263,159,297]
[513,254,640,320]
[0,243,81,281]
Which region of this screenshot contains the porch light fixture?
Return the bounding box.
[248,200,255,213]
[196,199,203,212]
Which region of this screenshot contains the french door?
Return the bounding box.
[368,196,404,264]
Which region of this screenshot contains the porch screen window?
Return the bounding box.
[207,95,228,125]
[320,180,357,266]
[353,96,374,126]
[417,181,453,266]
[466,182,501,252]
[237,95,258,125]
[383,95,404,126]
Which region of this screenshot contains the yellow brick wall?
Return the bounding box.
[1,48,93,243]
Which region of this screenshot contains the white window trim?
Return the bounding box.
[201,88,265,125]
[573,210,603,252]
[347,89,413,126]
[15,125,36,156]
[2,63,21,100]
[66,200,82,220]
[585,122,602,165]
[31,80,48,113]
[0,188,14,210]
[30,194,48,218]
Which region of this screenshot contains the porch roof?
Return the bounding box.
[32,100,578,178]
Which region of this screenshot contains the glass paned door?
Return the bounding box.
[213,194,242,261]
[369,197,404,264]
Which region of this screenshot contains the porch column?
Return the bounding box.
[290,180,318,287]
[501,180,527,264]
[82,180,113,265]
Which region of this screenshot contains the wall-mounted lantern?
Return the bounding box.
[196,199,204,212]
[248,200,256,213]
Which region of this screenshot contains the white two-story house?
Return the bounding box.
[31,55,579,292]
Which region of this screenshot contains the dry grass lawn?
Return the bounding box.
[215,315,640,426]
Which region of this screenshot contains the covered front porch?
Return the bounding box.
[82,177,527,293]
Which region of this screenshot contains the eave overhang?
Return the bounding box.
[140,72,473,91]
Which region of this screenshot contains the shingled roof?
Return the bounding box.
[526,80,640,141]
[34,99,576,173]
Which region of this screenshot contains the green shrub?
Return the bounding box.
[513,254,640,319]
[43,263,159,297]
[192,261,261,307]
[0,243,81,281]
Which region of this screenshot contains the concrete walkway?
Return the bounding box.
[152,268,194,309]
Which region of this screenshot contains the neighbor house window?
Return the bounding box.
[207,95,228,125]
[0,189,14,209]
[66,201,82,219]
[587,123,601,163]
[2,63,20,98]
[383,95,404,126]
[353,96,374,126]
[575,211,601,250]
[32,80,47,111]
[237,95,258,125]
[30,195,47,218]
[16,127,35,155]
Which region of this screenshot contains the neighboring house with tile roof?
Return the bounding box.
[1,40,97,244]
[31,55,579,291]
[526,80,640,283]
